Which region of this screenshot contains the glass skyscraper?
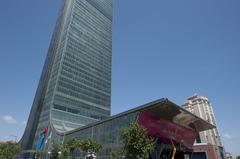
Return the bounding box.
[21,0,113,150]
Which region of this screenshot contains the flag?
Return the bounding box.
[40,127,48,135]
[36,135,45,150]
[36,127,49,150]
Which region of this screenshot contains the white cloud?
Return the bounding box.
[223,133,233,139]
[1,115,17,124]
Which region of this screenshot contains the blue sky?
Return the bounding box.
[0,0,239,156]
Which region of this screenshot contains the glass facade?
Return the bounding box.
[21,0,113,150]
[65,111,138,159]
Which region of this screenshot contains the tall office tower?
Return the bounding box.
[182,94,222,146]
[21,0,113,150]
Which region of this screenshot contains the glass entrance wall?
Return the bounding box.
[65,111,139,159]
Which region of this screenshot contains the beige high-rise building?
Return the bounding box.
[182,94,222,146]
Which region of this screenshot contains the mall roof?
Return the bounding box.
[65,98,215,135]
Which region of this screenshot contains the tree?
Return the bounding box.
[236,156,240,159]
[50,141,78,159]
[65,138,80,154]
[121,122,155,159]
[109,149,120,159]
[64,138,81,159]
[50,143,62,159]
[79,138,102,159]
[0,141,20,159]
[49,138,102,159]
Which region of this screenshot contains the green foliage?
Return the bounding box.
[122,122,155,159]
[61,138,82,159]
[50,142,72,159]
[0,141,20,159]
[80,138,102,153]
[236,156,240,159]
[50,143,62,159]
[65,138,80,153]
[61,146,71,159]
[49,138,102,159]
[35,151,44,159]
[109,149,120,159]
